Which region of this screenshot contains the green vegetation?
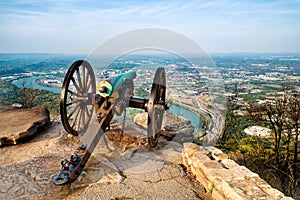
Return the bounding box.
[217,85,300,198]
[0,79,60,119]
[59,185,72,196]
[0,66,26,76]
[206,181,215,193]
[0,80,20,104]
[135,84,149,98]
[126,107,143,119]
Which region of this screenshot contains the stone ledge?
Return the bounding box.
[0,106,50,146]
[182,143,294,200]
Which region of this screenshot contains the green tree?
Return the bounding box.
[17,78,37,108]
[246,84,299,197]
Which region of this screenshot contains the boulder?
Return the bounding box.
[133,112,194,144]
[133,112,148,129]
[0,106,50,146]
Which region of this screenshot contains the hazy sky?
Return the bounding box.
[1,0,300,54]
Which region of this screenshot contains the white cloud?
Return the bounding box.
[0,0,300,53]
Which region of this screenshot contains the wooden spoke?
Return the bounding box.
[76,68,83,89]
[67,103,80,119]
[85,105,92,117]
[86,79,92,91]
[82,65,86,90]
[85,71,90,90]
[71,105,81,129]
[81,108,86,127]
[71,77,82,93]
[66,99,80,107]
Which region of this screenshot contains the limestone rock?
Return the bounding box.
[182,142,293,200]
[133,112,194,144]
[97,172,125,184]
[133,112,148,129]
[0,106,50,146]
[125,159,165,174]
[204,146,229,161]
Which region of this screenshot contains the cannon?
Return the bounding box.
[53,60,167,185]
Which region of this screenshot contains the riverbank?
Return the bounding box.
[168,99,224,145]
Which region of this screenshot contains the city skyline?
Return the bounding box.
[1,0,300,54]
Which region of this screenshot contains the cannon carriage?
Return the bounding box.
[54,60,167,185]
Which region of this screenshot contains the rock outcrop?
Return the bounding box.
[182,143,294,200]
[133,112,195,144]
[133,112,148,129]
[0,106,50,146]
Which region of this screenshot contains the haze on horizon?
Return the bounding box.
[0,0,300,54]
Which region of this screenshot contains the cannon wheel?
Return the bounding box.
[147,67,166,148]
[60,60,96,136]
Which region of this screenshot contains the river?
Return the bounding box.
[167,104,202,134]
[12,76,61,93]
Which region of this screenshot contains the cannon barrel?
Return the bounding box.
[97,70,136,97]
